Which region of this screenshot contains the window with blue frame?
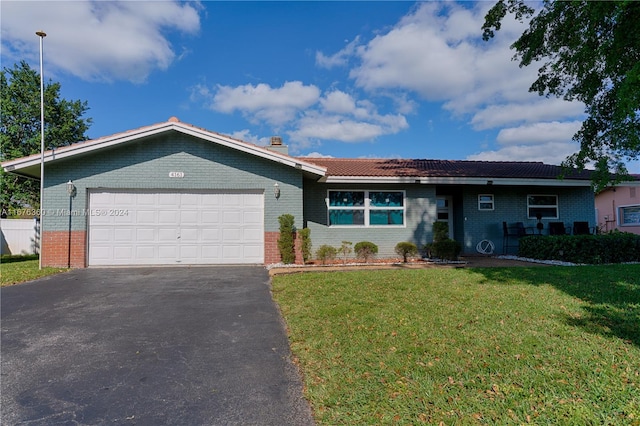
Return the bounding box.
[328,190,404,226]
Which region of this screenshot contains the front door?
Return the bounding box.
[436,196,453,239]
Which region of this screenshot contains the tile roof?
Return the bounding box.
[297,158,593,180]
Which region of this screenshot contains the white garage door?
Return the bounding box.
[88,190,264,265]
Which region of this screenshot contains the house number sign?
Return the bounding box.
[169,171,185,178]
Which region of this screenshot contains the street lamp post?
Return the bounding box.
[36,30,46,270]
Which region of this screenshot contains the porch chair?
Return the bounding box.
[502,222,533,254]
[548,222,570,236]
[573,221,596,235]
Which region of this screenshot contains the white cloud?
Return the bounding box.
[0,0,201,83]
[288,91,409,146]
[471,99,585,130]
[496,121,583,146]
[227,129,270,146]
[195,84,408,149]
[328,1,587,164]
[466,122,583,165]
[212,81,321,126]
[316,36,361,69]
[291,116,387,143]
[320,91,357,114]
[466,141,579,165]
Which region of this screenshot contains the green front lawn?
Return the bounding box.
[1,256,68,286]
[272,266,640,424]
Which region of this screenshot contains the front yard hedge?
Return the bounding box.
[519,232,640,264]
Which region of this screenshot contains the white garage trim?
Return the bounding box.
[88,189,264,266]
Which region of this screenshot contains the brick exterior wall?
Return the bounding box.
[264,231,304,265]
[41,230,86,268]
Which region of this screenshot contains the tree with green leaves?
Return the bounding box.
[483,1,639,189]
[1,60,92,214]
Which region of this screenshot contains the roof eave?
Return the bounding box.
[323,176,593,186]
[1,122,327,178]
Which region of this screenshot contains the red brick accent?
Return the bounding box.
[264,231,303,265]
[41,231,86,268]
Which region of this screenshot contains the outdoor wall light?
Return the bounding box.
[274,183,281,199]
[66,180,76,196]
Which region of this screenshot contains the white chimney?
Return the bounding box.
[267,136,288,155]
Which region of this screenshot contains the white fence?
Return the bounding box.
[0,219,40,255]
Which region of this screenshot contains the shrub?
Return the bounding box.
[354,241,378,262]
[395,242,418,263]
[338,241,353,264]
[432,221,449,242]
[430,239,462,261]
[298,228,312,264]
[316,245,337,265]
[277,214,296,264]
[519,232,640,264]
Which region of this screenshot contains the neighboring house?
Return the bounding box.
[2,118,596,267]
[595,175,640,235]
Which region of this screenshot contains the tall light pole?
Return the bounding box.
[36,30,46,270]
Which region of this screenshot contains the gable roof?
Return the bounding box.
[300,158,594,186]
[2,117,326,179]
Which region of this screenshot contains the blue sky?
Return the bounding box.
[2,1,638,172]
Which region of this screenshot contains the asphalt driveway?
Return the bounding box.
[1,267,314,425]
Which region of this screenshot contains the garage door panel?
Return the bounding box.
[136,228,155,242]
[158,193,178,206]
[90,228,111,242]
[180,210,199,225]
[201,245,221,258]
[180,193,200,205]
[180,228,198,242]
[201,194,221,206]
[201,228,220,241]
[179,245,198,259]
[136,193,156,204]
[243,211,262,224]
[201,212,220,224]
[243,195,262,207]
[243,245,263,259]
[137,246,157,261]
[158,228,177,242]
[113,213,135,225]
[137,211,158,224]
[158,210,179,225]
[114,228,134,242]
[222,245,242,261]
[89,190,263,265]
[223,194,242,207]
[90,214,113,225]
[90,192,113,205]
[243,228,262,242]
[114,193,136,204]
[90,246,111,260]
[222,211,241,225]
[114,247,133,260]
[222,228,241,242]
